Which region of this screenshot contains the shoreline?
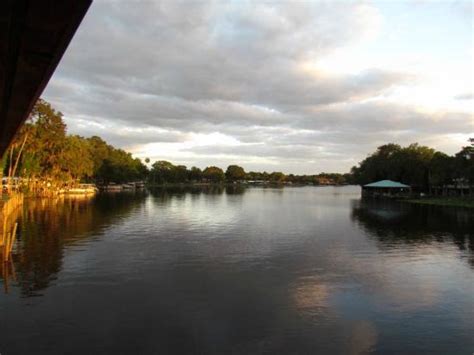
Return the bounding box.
[145,182,350,188]
[404,197,474,209]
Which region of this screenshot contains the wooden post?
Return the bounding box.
[3,232,10,261]
[9,222,18,255]
[1,218,5,247]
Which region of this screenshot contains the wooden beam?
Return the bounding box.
[0,0,92,156]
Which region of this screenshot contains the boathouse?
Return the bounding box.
[362,180,411,197]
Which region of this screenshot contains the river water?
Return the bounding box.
[1,186,473,354]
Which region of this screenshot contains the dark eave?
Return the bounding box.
[0,0,92,156]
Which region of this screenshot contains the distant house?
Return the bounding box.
[362,180,411,197]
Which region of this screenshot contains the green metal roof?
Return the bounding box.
[363,180,410,188]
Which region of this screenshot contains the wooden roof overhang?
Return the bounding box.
[0,0,92,156]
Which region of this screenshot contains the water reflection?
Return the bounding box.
[0,257,16,294]
[148,184,246,198]
[351,198,474,267]
[0,187,473,354]
[6,192,146,297]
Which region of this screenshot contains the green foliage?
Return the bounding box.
[225,165,246,181]
[203,166,225,183]
[59,135,94,181]
[350,140,474,192]
[454,145,474,184]
[189,167,203,182]
[4,99,148,185]
[246,171,265,181]
[150,161,179,184]
[429,152,453,187]
[3,99,67,180]
[283,172,348,185]
[269,171,286,182]
[350,143,402,184]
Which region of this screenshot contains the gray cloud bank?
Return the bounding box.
[44,1,472,173]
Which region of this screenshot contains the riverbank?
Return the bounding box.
[405,197,474,209]
[146,182,347,188]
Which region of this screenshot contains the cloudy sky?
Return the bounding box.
[44,1,473,174]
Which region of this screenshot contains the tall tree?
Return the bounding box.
[225,165,246,182]
[59,136,94,182]
[188,167,202,182]
[203,166,225,183]
[269,171,286,183]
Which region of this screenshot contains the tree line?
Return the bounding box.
[1,100,350,192]
[148,161,349,185]
[1,100,147,192]
[8,99,470,194]
[350,141,474,193]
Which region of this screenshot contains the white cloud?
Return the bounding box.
[43,1,473,173]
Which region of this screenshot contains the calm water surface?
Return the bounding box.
[1,186,473,354]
